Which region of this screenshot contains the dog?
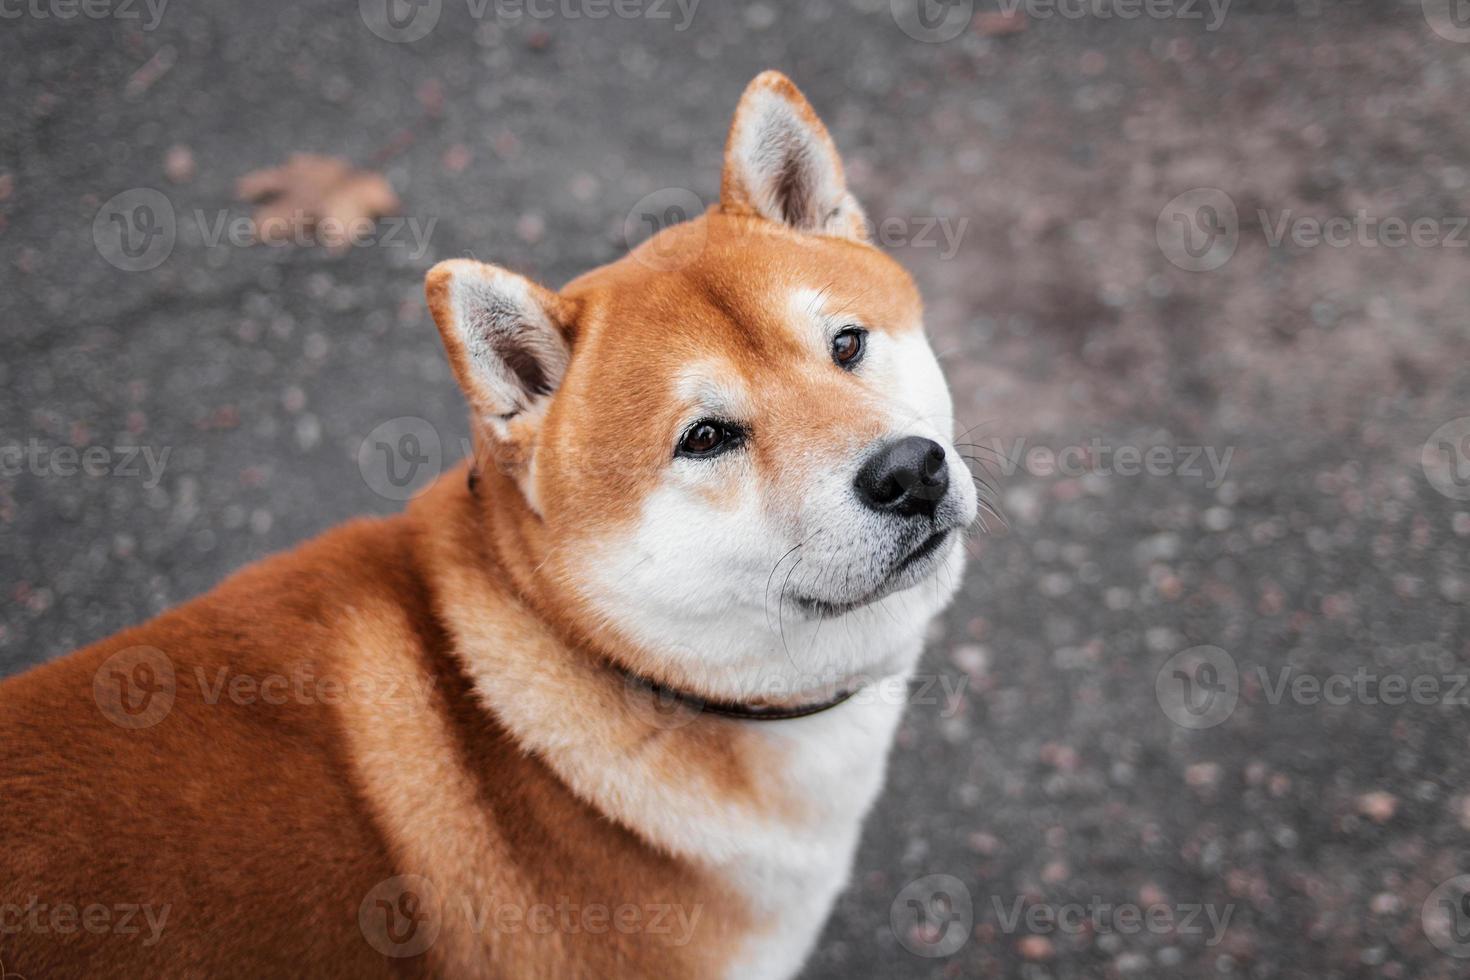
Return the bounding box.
[0,71,977,978]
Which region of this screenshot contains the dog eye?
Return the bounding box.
[677,420,740,459]
[831,327,866,369]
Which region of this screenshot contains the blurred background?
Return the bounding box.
[3,0,1469,976]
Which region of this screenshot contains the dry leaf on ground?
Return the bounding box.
[235,153,400,253]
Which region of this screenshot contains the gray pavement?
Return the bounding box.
[2,1,1469,977]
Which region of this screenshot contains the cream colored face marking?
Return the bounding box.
[573,277,977,702]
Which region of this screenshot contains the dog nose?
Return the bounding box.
[854,436,950,518]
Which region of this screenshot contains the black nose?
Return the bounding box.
[854,436,950,518]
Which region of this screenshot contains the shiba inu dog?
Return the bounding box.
[0,72,977,978]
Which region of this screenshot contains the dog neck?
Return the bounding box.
[409,462,923,976]
[408,464,917,857]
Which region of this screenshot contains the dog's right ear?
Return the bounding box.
[720,71,868,241]
[425,259,573,433]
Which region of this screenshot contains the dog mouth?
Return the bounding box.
[792,529,954,619]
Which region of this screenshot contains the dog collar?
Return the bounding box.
[619,668,859,722]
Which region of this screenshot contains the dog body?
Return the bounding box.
[0,73,975,978]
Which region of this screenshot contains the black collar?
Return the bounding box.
[619,667,859,722]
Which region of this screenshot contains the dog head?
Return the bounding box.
[426,72,978,701]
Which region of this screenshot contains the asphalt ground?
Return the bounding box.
[2,1,1469,977]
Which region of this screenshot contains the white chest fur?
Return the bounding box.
[716,688,912,980]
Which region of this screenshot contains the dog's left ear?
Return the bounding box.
[426,259,573,423]
[720,71,868,241]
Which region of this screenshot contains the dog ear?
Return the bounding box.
[425,259,573,429]
[720,71,868,241]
